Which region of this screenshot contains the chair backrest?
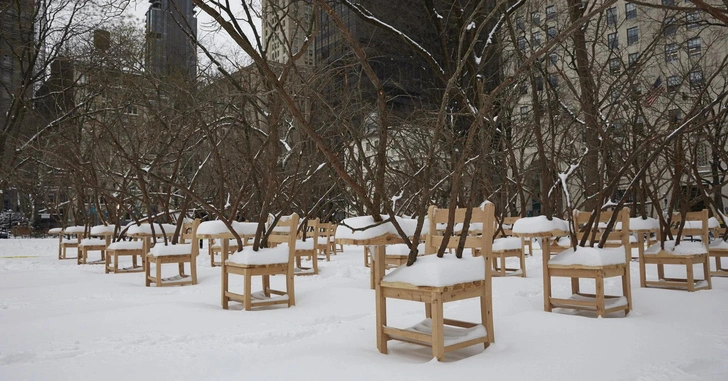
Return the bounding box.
[574,208,631,261]
[498,216,519,237]
[179,219,200,257]
[318,222,332,241]
[267,213,299,266]
[425,203,495,257]
[300,217,319,243]
[667,209,709,246]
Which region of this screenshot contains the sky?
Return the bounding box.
[125,1,261,70]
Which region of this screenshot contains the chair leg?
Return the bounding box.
[623,267,632,313]
[287,267,296,307]
[144,256,151,287]
[312,251,319,274]
[595,273,605,318]
[221,266,229,309]
[190,257,197,285]
[244,272,252,311]
[686,261,695,292]
[431,295,445,361]
[657,263,665,281]
[375,287,387,354]
[104,251,110,274]
[155,258,162,287]
[704,255,712,290]
[262,275,270,297]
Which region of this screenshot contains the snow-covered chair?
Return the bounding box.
[375,203,495,361]
[221,213,298,310]
[316,222,334,261]
[105,239,144,274]
[144,219,200,287]
[710,235,728,277]
[294,217,319,275]
[545,208,632,317]
[78,224,115,265]
[640,209,711,291]
[59,225,85,260]
[209,238,239,266]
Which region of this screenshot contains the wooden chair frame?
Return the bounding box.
[105,239,144,273]
[58,227,83,260]
[145,219,200,287]
[545,208,632,317]
[316,221,333,262]
[222,214,298,310]
[492,216,526,277]
[639,209,712,291]
[294,217,319,275]
[376,203,495,361]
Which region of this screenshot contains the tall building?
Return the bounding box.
[262,0,316,66]
[145,0,198,79]
[0,0,35,133]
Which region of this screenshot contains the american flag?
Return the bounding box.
[643,77,664,107]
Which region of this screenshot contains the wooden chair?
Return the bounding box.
[709,236,728,277]
[375,203,495,361]
[491,216,526,277]
[59,226,85,260]
[221,213,298,310]
[145,219,200,287]
[78,225,115,265]
[328,223,338,256]
[316,222,333,261]
[294,217,319,275]
[105,239,144,273]
[209,238,239,266]
[640,209,712,292]
[545,208,632,317]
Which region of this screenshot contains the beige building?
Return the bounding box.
[262,0,316,65]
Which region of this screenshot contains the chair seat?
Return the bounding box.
[107,241,144,250]
[61,238,79,245]
[709,239,728,251]
[557,236,636,248]
[150,243,193,257]
[645,241,707,256]
[227,245,289,265]
[79,238,107,247]
[382,255,485,287]
[492,237,522,252]
[384,243,425,256]
[549,246,627,268]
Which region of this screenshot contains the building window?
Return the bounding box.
[546,5,556,21]
[627,27,639,45]
[520,81,528,95]
[550,53,559,66]
[125,105,138,115]
[668,108,682,123]
[664,17,677,36]
[520,105,530,120]
[549,73,559,87]
[516,17,525,31]
[518,36,527,51]
[631,83,643,100]
[687,37,701,57]
[532,12,540,24]
[547,26,557,41]
[667,75,680,93]
[686,11,701,29]
[608,32,618,49]
[625,3,637,20]
[665,43,678,62]
[532,31,541,47]
[610,89,620,104]
[535,76,543,91]
[662,0,675,5]
[609,58,621,74]
[628,52,639,66]
[689,69,704,89]
[607,7,617,26]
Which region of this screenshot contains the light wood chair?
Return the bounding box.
[105,239,144,273]
[709,235,728,277]
[491,216,526,277]
[545,208,632,317]
[145,219,200,287]
[221,213,298,310]
[59,226,84,260]
[209,238,239,266]
[294,217,319,275]
[640,209,712,291]
[375,203,495,361]
[316,222,333,261]
[78,225,115,265]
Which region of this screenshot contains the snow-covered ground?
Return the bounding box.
[1,238,727,380]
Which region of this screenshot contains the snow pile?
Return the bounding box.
[90,225,116,236]
[512,216,569,235]
[79,238,107,247]
[227,245,289,265]
[150,244,193,256]
[197,220,258,236]
[336,216,422,240]
[549,246,627,267]
[645,241,707,255]
[382,254,485,287]
[64,225,86,234]
[127,223,177,236]
[492,237,522,251]
[107,241,143,250]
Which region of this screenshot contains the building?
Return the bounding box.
[145,0,198,79]
[0,0,35,139]
[262,0,316,66]
[504,0,728,215]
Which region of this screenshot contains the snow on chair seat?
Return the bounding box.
[375,203,495,362]
[105,240,144,274]
[709,238,728,277]
[58,226,84,260]
[78,238,109,265]
[638,209,711,292]
[145,219,200,287]
[491,236,526,277]
[544,208,632,317]
[221,214,298,311]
